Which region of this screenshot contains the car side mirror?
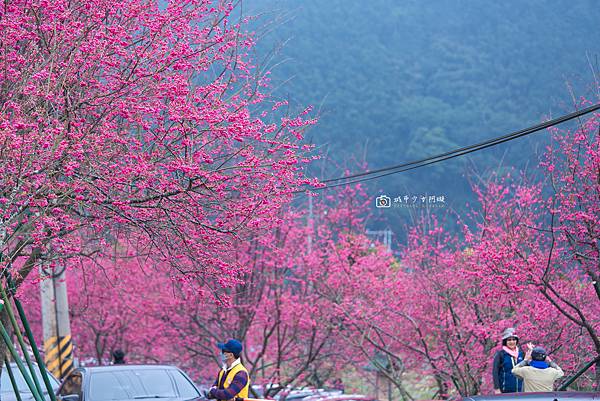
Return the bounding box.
[61,394,80,401]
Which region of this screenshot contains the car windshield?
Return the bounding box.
[1,365,60,393]
[89,369,178,401]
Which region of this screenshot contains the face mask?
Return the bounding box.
[220,353,227,365]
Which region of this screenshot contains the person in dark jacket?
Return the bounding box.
[112,349,126,365]
[492,328,525,393]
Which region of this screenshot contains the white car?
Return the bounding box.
[1,362,61,401]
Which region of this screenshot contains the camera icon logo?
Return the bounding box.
[375,195,391,208]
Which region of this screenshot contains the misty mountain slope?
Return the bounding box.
[249,0,600,228]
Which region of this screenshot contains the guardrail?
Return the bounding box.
[557,355,600,391]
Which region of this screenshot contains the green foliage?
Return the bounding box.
[250,0,600,227]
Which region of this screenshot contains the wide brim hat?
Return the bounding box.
[501,328,519,340]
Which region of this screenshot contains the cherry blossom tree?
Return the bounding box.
[323,110,600,396]
[156,186,388,390]
[0,0,321,388]
[328,218,498,399]
[1,0,316,303]
[464,102,600,389]
[16,186,387,392]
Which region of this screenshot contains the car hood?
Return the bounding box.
[1,392,56,401]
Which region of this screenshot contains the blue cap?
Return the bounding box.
[531,346,547,361]
[217,339,243,356]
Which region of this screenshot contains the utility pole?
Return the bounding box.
[40,263,74,380]
[365,229,393,252]
[307,195,313,254]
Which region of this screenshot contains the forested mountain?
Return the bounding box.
[249,0,600,233]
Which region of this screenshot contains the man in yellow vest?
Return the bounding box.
[207,339,250,401]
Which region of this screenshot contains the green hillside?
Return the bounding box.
[249,0,600,230]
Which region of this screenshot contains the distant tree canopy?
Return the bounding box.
[251,0,600,227]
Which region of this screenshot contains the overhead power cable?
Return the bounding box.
[310,102,600,191]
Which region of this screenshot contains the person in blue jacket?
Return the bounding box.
[492,328,525,393]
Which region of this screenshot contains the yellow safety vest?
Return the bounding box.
[217,363,250,400]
